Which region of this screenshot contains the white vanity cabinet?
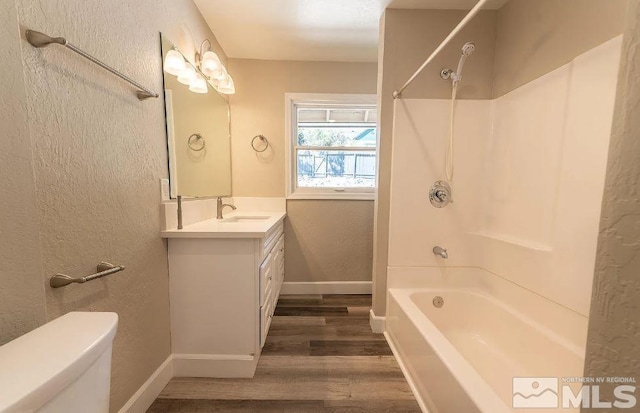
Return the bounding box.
[260,230,285,347]
[165,217,285,378]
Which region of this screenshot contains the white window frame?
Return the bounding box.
[285,93,378,200]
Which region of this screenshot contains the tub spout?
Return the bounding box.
[433,246,448,259]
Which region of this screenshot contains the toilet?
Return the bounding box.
[0,312,118,413]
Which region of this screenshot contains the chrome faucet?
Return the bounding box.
[216,196,236,219]
[433,246,448,259]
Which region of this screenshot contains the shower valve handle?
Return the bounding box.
[435,190,448,202]
[429,181,452,208]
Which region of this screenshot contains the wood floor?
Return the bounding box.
[147,294,421,413]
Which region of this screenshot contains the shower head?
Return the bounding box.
[461,42,476,56]
[452,42,476,85]
[440,41,477,85]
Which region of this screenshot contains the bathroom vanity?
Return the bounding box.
[161,200,286,378]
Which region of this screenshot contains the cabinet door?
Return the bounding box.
[260,289,274,348]
[275,235,285,285]
[259,252,273,307]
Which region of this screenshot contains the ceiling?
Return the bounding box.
[193,0,509,62]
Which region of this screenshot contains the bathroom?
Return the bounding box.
[0,0,638,412]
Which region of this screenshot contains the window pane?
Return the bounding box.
[297,149,376,188]
[298,107,376,123]
[297,126,377,148]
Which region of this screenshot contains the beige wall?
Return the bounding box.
[0,1,226,411]
[227,59,377,284]
[0,0,47,345]
[374,9,498,316]
[584,0,640,398]
[228,59,378,197]
[285,201,374,283]
[493,0,628,97]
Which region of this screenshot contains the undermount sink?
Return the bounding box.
[222,216,270,223]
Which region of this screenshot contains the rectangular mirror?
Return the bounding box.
[160,34,231,198]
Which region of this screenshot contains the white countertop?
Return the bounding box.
[161,211,286,239]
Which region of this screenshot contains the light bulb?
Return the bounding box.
[201,51,225,80]
[177,65,196,85]
[217,73,235,95]
[189,74,208,94]
[212,64,227,82]
[164,49,185,76]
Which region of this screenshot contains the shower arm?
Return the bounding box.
[392,0,488,99]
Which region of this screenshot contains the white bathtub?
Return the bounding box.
[385,267,587,413]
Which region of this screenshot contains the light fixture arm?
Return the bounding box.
[196,39,212,67]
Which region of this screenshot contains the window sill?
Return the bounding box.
[287,191,375,201]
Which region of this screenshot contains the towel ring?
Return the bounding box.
[188,133,206,151]
[251,135,269,153]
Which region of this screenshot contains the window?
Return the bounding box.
[285,94,378,200]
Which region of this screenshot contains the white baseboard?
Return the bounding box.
[118,279,370,412]
[384,332,430,413]
[172,353,258,378]
[281,281,372,295]
[369,309,385,333]
[118,353,259,412]
[118,355,174,413]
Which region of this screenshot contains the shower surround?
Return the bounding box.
[385,37,623,412]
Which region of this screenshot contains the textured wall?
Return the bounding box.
[374,9,498,316]
[584,0,640,404]
[3,1,225,411]
[285,201,374,283]
[227,58,378,284]
[0,0,47,345]
[493,0,628,97]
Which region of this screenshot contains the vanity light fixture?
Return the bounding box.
[177,65,196,85]
[164,49,186,76]
[164,47,205,93]
[201,54,226,82]
[189,74,208,94]
[196,39,235,95]
[217,73,235,95]
[165,39,235,95]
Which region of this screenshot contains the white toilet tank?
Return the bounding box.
[0,312,118,413]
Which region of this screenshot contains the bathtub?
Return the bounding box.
[385,267,587,413]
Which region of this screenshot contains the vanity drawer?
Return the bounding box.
[271,234,285,285]
[259,252,273,306]
[261,222,284,259]
[275,234,284,281]
[260,290,275,348]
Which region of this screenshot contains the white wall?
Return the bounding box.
[388,36,622,317]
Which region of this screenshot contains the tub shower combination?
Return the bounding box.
[384,1,622,412]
